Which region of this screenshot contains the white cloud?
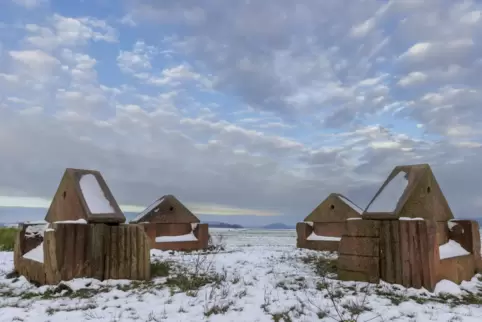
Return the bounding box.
[24,15,117,50]
[398,71,428,86]
[1,1,482,224]
[350,18,375,37]
[9,49,59,68]
[12,0,46,9]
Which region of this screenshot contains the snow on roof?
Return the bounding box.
[439,240,470,260]
[25,224,48,238]
[24,220,47,224]
[155,232,198,243]
[79,174,115,214]
[23,242,44,263]
[306,233,341,241]
[366,171,409,213]
[54,219,88,224]
[337,195,363,214]
[132,196,165,222]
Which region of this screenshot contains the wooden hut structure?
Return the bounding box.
[337,164,482,291]
[297,193,363,252]
[131,195,209,251]
[14,168,151,285]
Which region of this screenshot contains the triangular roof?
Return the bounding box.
[131,194,200,224]
[363,163,453,221]
[45,168,125,224]
[304,193,363,223]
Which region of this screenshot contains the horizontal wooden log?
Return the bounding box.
[339,236,379,257]
[344,220,381,237]
[337,254,379,275]
[338,269,379,283]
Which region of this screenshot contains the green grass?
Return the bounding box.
[0,227,18,251]
[300,254,338,277]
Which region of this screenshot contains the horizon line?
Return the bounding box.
[0,196,281,217]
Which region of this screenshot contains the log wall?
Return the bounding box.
[14,223,151,285]
[337,220,380,283]
[337,219,479,291]
[296,222,342,252]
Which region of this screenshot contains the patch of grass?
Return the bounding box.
[271,312,292,322]
[166,272,225,293]
[300,254,337,276]
[0,227,18,251]
[150,261,172,277]
[341,300,372,316]
[46,303,97,315]
[204,301,234,317]
[375,285,482,308]
[374,287,408,305]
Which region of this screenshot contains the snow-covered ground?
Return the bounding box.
[1,229,482,322]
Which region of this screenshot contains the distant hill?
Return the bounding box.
[262,223,295,230]
[205,221,244,229]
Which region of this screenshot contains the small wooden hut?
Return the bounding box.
[337,164,482,291]
[131,195,209,251]
[297,193,363,252]
[14,168,151,285]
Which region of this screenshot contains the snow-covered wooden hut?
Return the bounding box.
[131,195,209,251]
[337,163,482,291]
[296,193,363,252]
[14,168,151,285]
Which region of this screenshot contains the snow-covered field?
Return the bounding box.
[1,229,482,322]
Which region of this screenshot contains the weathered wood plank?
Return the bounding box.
[384,221,395,283]
[130,225,138,280]
[89,224,105,280]
[44,230,59,284]
[117,225,127,279]
[110,226,118,279]
[143,229,151,279]
[103,225,111,280]
[53,224,66,279]
[74,224,87,277]
[337,254,379,274]
[409,221,422,289]
[391,221,403,285]
[137,226,146,280]
[379,222,387,282]
[64,224,76,281]
[344,220,381,237]
[125,225,131,279]
[339,236,379,257]
[417,221,431,290]
[399,221,411,287]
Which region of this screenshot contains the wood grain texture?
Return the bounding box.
[132,194,200,224]
[45,168,126,224]
[304,193,362,223]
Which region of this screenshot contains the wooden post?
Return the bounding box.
[408,222,422,289]
[89,224,105,280]
[103,225,111,279]
[110,226,119,280]
[130,225,139,280]
[391,221,403,285]
[399,221,411,287]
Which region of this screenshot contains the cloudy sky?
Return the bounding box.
[0,0,481,225]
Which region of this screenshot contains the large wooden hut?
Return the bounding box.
[337,164,482,291]
[296,193,363,252]
[14,168,151,285]
[131,195,209,251]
